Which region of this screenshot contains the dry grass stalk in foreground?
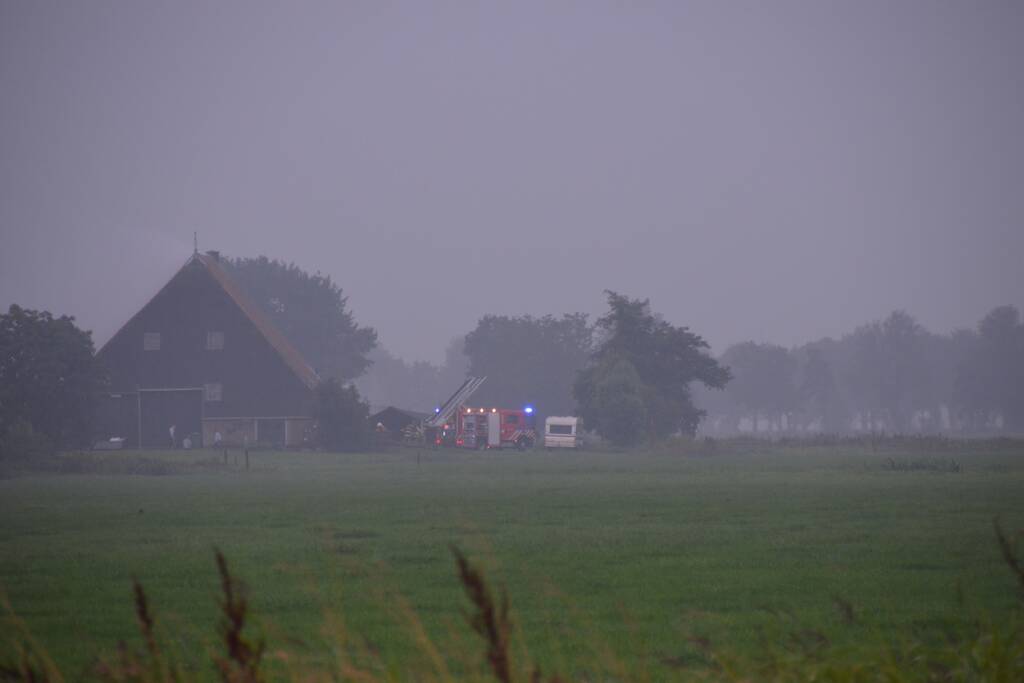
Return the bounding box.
[3,525,1024,682]
[994,517,1024,599]
[213,551,265,683]
[0,593,63,683]
[92,579,176,683]
[451,546,512,683]
[450,547,563,683]
[91,551,264,683]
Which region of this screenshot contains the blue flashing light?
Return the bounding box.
[524,405,534,414]
[434,407,441,414]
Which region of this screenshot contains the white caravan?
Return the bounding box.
[544,416,582,449]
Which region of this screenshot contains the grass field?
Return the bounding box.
[1,440,1023,680]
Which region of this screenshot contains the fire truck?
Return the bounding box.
[424,376,537,450]
[455,406,537,450]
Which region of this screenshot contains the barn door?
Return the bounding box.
[257,419,286,448]
[139,389,203,448]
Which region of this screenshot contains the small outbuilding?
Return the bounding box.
[370,406,431,435]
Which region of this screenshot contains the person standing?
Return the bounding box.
[169,424,176,449]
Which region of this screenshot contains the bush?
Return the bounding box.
[0,418,53,461]
[314,379,370,452]
[0,304,106,452]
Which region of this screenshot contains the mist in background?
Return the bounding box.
[2,1,1022,364]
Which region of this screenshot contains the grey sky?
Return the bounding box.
[2,1,1022,363]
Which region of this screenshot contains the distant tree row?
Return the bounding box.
[457,292,730,446]
[355,339,469,413]
[227,254,1019,440]
[465,312,593,417]
[698,306,1024,435]
[353,291,732,446]
[5,251,1018,457]
[450,299,1023,444]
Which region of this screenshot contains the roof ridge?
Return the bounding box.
[195,253,320,390]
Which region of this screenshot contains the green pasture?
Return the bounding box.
[1,442,1023,679]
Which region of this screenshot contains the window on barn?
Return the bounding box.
[206,331,225,351]
[143,332,161,351]
[204,383,223,402]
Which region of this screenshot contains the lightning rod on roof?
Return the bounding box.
[193,231,198,255]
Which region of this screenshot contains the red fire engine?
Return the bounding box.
[424,377,536,451]
[455,406,536,450]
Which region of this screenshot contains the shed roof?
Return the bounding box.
[370,406,432,422]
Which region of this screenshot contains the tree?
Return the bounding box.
[574,292,730,445]
[314,379,370,451]
[796,345,848,433]
[464,314,593,418]
[0,305,106,456]
[951,328,990,431]
[223,256,377,381]
[575,357,647,447]
[357,347,438,412]
[721,342,799,432]
[356,339,470,413]
[841,311,930,432]
[911,331,960,433]
[953,305,1024,432]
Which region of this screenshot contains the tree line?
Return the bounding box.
[214,257,1024,441]
[2,254,1021,457]
[698,307,1024,436]
[379,303,1023,444]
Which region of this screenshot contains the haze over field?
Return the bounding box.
[2,1,1022,362]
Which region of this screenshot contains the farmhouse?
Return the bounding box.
[95,251,319,448]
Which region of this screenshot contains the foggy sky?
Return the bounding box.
[2,1,1022,364]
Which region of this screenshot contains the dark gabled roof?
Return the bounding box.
[370,406,432,422]
[196,253,319,390]
[98,251,320,391]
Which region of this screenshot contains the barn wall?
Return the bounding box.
[284,418,315,447]
[202,418,255,447]
[201,417,314,448]
[98,259,315,428]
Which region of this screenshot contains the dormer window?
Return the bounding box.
[206,331,225,351]
[143,332,161,351]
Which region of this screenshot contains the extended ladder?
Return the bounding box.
[426,376,486,428]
